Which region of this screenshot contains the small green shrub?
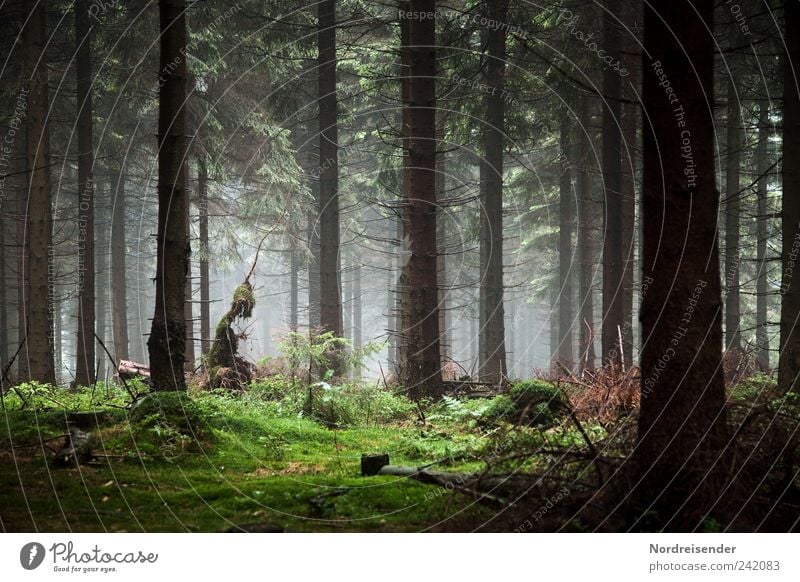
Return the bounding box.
[481,380,567,428]
[2,381,132,411]
[728,373,778,401]
[303,380,414,427]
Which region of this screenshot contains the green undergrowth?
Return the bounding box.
[0,377,605,531]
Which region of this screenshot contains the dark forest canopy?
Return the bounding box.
[0,0,798,535]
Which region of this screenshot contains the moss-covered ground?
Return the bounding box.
[0,382,503,532]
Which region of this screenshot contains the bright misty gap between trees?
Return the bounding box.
[0,0,799,533]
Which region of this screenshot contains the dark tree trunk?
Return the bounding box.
[74,0,96,387]
[633,0,729,527]
[724,78,742,350]
[601,0,625,366]
[95,184,108,382]
[620,0,639,366]
[557,114,574,371]
[0,219,7,370]
[184,203,194,368]
[22,0,55,384]
[148,0,188,391]
[479,0,508,382]
[198,157,210,356]
[755,103,769,370]
[111,167,129,363]
[318,0,343,362]
[402,0,442,397]
[437,147,449,362]
[780,0,800,392]
[578,94,596,373]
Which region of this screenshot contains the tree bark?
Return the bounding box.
[75,0,96,386]
[557,113,574,371]
[779,0,800,392]
[148,0,188,391]
[317,0,343,372]
[22,0,55,384]
[755,102,769,370]
[402,0,443,397]
[289,243,299,330]
[479,0,508,382]
[184,202,195,368]
[111,166,129,363]
[724,78,742,350]
[197,157,210,356]
[577,93,596,374]
[634,0,729,527]
[601,0,625,367]
[95,182,108,382]
[620,0,639,367]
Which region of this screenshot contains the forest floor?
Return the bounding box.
[0,381,507,532]
[1,373,798,532]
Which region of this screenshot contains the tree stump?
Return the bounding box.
[360,453,389,476]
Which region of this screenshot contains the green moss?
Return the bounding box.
[0,383,496,532]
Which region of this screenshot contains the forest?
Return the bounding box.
[0,0,798,534]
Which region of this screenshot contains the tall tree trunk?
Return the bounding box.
[343,253,352,340]
[634,0,729,527]
[601,0,625,366]
[479,0,508,382]
[402,0,442,397]
[22,0,55,384]
[724,78,742,350]
[755,102,769,370]
[198,156,210,356]
[780,0,800,392]
[317,0,343,367]
[620,0,639,367]
[557,113,574,371]
[148,0,188,391]
[74,0,96,387]
[437,147,449,362]
[184,203,194,369]
[578,93,596,373]
[353,256,362,379]
[95,186,108,382]
[307,179,321,330]
[290,247,299,330]
[0,219,8,370]
[387,233,396,370]
[111,166,129,363]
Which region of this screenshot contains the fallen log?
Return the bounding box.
[377,465,512,507]
[118,359,150,379]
